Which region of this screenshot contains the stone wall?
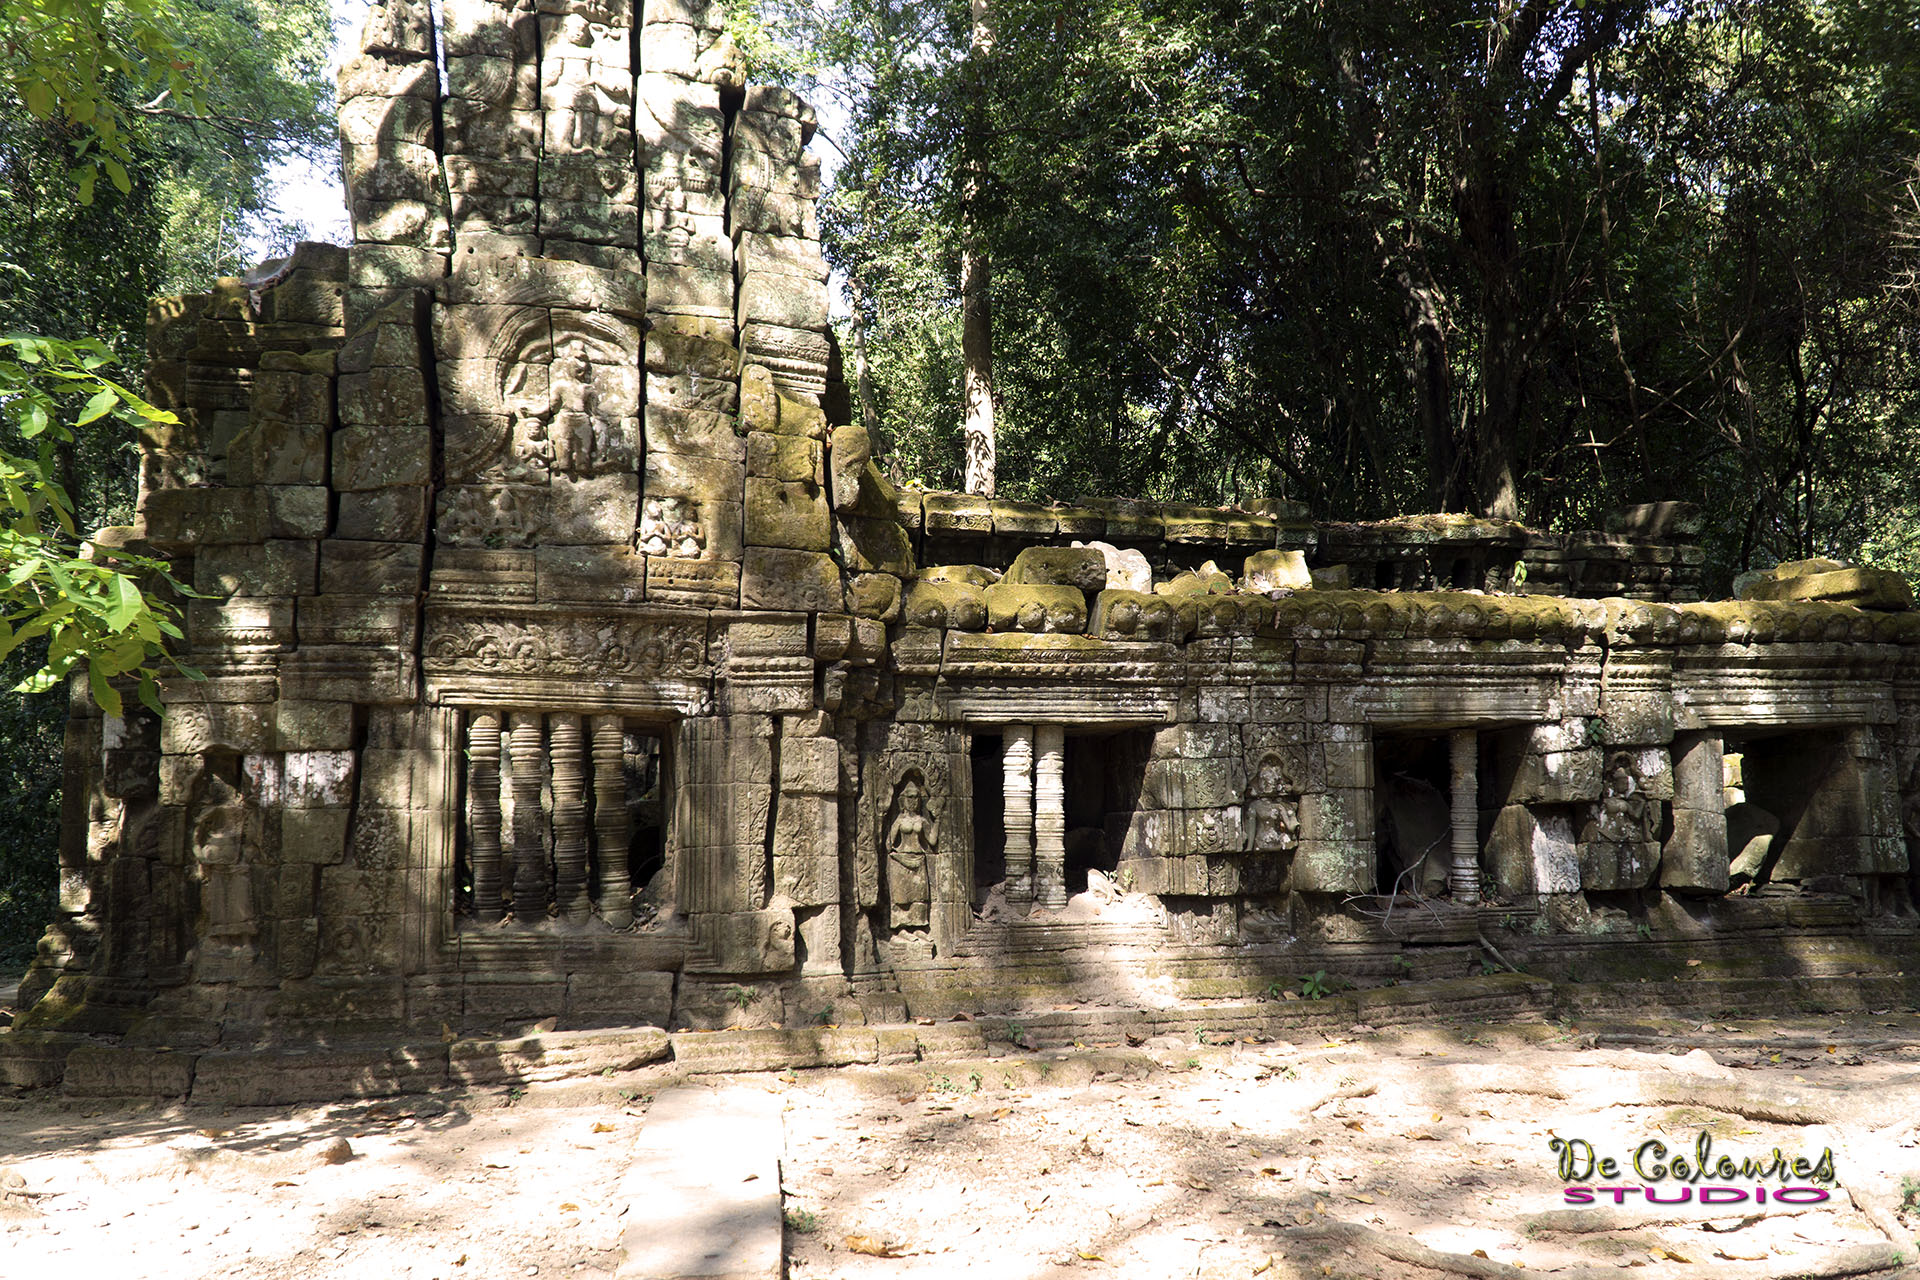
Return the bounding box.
[13,0,1920,1049]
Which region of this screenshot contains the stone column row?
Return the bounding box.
[465,710,631,926]
[1000,723,1068,912]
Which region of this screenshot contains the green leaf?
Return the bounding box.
[136,675,165,718]
[102,157,131,194]
[103,574,143,631]
[24,80,54,118]
[88,663,123,719]
[76,387,118,425]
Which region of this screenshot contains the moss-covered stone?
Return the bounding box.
[741,547,842,612]
[923,491,992,535]
[747,431,823,484]
[828,423,868,509]
[1005,545,1106,594]
[846,571,903,621]
[904,579,987,630]
[1738,565,1913,611]
[991,499,1056,536]
[1244,548,1310,592]
[1157,562,1234,596]
[745,476,832,550]
[1090,589,1193,642]
[834,513,914,575]
[923,563,1000,587]
[984,582,1087,634]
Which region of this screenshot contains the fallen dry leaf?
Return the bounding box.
[1714,1249,1768,1261]
[1076,1250,1105,1262]
[560,1202,578,1211]
[1346,1194,1374,1204]
[845,1234,906,1258]
[1407,1132,1438,1141]
[1180,1177,1213,1192]
[592,1122,616,1133]
[1472,1249,1490,1259]
[1650,1246,1693,1263]
[271,1180,298,1188]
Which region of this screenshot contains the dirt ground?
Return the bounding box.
[5,1010,1920,1279]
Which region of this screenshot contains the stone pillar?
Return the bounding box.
[1663,732,1729,893]
[592,716,632,928]
[549,714,590,924]
[468,712,505,923]
[1003,725,1035,905]
[1449,729,1480,906]
[1035,724,1067,910]
[508,711,548,923]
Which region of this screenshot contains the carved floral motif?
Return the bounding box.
[424,614,706,678]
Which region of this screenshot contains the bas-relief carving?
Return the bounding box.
[423,612,706,679]
[1246,752,1300,855]
[885,772,941,930]
[191,771,257,944]
[1582,751,1661,847]
[638,496,705,558]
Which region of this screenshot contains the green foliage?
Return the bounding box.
[764,0,1919,591]
[1,0,207,203]
[0,334,194,717]
[0,0,332,964]
[1300,970,1330,1001]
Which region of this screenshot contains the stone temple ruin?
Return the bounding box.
[6,0,1920,1097]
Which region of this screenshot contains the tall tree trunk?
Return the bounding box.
[960,0,996,497]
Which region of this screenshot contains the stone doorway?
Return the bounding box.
[1373,731,1455,897]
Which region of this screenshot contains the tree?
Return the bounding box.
[0,0,335,961]
[792,0,1917,574]
[959,0,995,496]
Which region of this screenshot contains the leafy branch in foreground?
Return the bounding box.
[0,333,196,715]
[1,0,210,204]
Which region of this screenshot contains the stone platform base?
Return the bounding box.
[10,964,1920,1102]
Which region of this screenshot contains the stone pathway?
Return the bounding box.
[616,1082,785,1280]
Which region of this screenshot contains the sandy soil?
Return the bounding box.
[5,1011,1920,1279]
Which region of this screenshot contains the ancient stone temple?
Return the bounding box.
[7,0,1920,1094]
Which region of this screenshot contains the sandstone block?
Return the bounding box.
[265,486,330,539]
[276,701,357,751]
[1243,548,1311,592]
[827,424,870,512]
[336,487,431,542]
[747,432,822,484]
[984,583,1087,634]
[846,572,902,621]
[646,326,738,379]
[1089,589,1190,642]
[319,540,425,594]
[834,514,914,576]
[741,547,841,613]
[745,477,831,551]
[1739,565,1913,611]
[1005,545,1107,594]
[332,423,431,490]
[645,403,744,462]
[903,580,987,631]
